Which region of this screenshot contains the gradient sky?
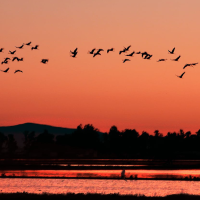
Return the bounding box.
[0,0,200,135]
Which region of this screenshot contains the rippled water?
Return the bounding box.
[0,178,200,196]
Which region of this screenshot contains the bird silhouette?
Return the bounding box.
[93,51,101,57]
[176,72,185,78]
[125,45,131,51]
[168,47,175,54]
[14,70,23,73]
[26,42,31,45]
[141,52,148,58]
[12,57,23,62]
[0,48,4,52]
[93,49,104,57]
[1,60,8,64]
[136,51,141,54]
[31,45,39,50]
[183,64,192,69]
[1,68,9,72]
[41,59,48,64]
[119,48,126,55]
[4,57,10,61]
[70,48,78,57]
[12,57,19,61]
[123,59,130,63]
[157,59,167,62]
[125,51,135,57]
[16,44,24,49]
[171,55,181,61]
[9,50,16,54]
[88,48,96,54]
[70,48,78,54]
[107,48,114,53]
[183,62,198,69]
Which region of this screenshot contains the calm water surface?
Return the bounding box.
[0,178,200,197]
[1,169,200,179]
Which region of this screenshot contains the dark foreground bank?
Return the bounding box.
[0,193,200,200]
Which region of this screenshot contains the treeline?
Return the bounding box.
[1,124,200,159]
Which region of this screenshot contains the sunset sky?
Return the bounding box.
[0,0,200,135]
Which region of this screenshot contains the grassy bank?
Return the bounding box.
[0,193,199,200]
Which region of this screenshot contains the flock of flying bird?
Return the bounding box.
[0,43,198,78]
[0,42,47,73]
[70,46,198,78]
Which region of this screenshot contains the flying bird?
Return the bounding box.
[88,48,96,54]
[125,51,135,57]
[93,49,104,57]
[12,57,19,61]
[1,68,9,72]
[93,51,101,57]
[171,55,181,61]
[141,51,148,58]
[183,62,198,69]
[1,58,10,64]
[107,48,114,53]
[70,48,78,54]
[9,50,16,54]
[26,41,31,45]
[123,59,130,63]
[157,59,167,62]
[125,45,131,51]
[16,44,24,49]
[70,48,78,57]
[119,48,126,55]
[0,48,4,52]
[1,60,8,64]
[168,47,175,54]
[41,59,49,64]
[183,64,192,69]
[31,45,39,50]
[4,57,10,61]
[136,51,141,54]
[176,72,185,78]
[14,70,23,73]
[12,57,23,62]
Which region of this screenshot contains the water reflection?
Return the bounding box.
[0,178,200,196]
[1,169,200,180]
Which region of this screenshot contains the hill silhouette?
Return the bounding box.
[0,122,75,135]
[0,122,76,147]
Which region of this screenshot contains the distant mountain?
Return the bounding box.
[0,122,76,147]
[0,122,76,135]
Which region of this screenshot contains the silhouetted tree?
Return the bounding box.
[108,126,121,153]
[0,132,7,153]
[36,129,54,144]
[23,130,36,152]
[196,129,200,138]
[154,130,163,137]
[6,134,18,156]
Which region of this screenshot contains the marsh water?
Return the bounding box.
[0,169,200,196]
[0,178,200,197]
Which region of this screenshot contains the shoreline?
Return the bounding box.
[0,193,199,200]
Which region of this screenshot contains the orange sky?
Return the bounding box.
[0,0,200,135]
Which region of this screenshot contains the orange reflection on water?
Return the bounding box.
[1,169,200,179]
